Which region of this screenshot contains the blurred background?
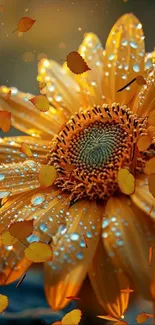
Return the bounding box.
[0,0,155,324]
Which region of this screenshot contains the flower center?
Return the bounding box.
[48,103,147,203]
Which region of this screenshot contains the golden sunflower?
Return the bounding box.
[0,13,155,319]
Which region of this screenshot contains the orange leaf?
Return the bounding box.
[0,294,8,313]
[20,142,33,157]
[97,315,119,321]
[0,111,11,132]
[29,95,49,112]
[149,246,153,266]
[39,81,47,90]
[66,51,91,74]
[136,76,146,85]
[39,165,57,188]
[62,309,82,325]
[136,313,154,324]
[144,157,155,175]
[148,110,155,126]
[1,231,18,246]
[66,296,81,301]
[5,90,11,102]
[137,135,152,152]
[117,168,135,195]
[24,242,53,263]
[13,17,36,33]
[148,174,155,198]
[9,220,34,240]
[120,289,134,293]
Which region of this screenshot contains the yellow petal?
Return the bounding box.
[9,220,34,240]
[148,110,155,126]
[148,174,155,198]
[24,242,53,263]
[102,13,145,105]
[21,142,33,157]
[62,309,82,325]
[137,135,152,152]
[117,168,135,195]
[0,294,8,313]
[1,231,18,245]
[144,158,155,175]
[29,95,49,112]
[39,165,57,188]
[0,111,11,132]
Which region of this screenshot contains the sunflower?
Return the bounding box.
[0,13,155,319]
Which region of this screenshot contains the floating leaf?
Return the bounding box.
[39,165,57,188]
[136,313,154,324]
[66,51,91,74]
[13,17,36,33]
[24,242,53,263]
[120,289,134,293]
[136,76,146,85]
[148,174,155,198]
[20,142,33,157]
[16,273,27,288]
[9,220,34,240]
[97,315,119,321]
[66,296,81,301]
[148,110,155,126]
[5,90,11,102]
[144,158,155,175]
[137,135,152,152]
[29,95,49,112]
[62,309,82,325]
[1,231,18,246]
[0,111,11,132]
[0,294,8,313]
[149,246,154,266]
[117,168,135,195]
[39,81,47,90]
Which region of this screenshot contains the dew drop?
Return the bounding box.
[0,191,10,198]
[108,54,115,61]
[102,232,109,239]
[31,194,45,206]
[57,224,67,235]
[70,233,79,241]
[27,234,40,243]
[129,41,138,49]
[76,252,84,260]
[115,231,122,237]
[117,239,124,246]
[121,40,128,46]
[0,174,5,181]
[86,231,92,238]
[136,23,142,29]
[133,63,140,72]
[102,219,109,228]
[55,94,62,102]
[145,58,153,70]
[40,223,48,232]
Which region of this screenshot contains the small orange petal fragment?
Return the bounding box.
[136,313,154,324]
[24,242,53,263]
[136,75,146,85]
[117,168,135,195]
[148,110,155,126]
[1,231,18,246]
[97,315,119,321]
[120,289,134,293]
[9,220,34,240]
[20,142,33,157]
[17,17,36,33]
[0,111,11,132]
[148,174,155,198]
[39,165,57,188]
[39,81,47,90]
[144,158,155,175]
[5,90,11,102]
[62,309,82,325]
[29,95,49,112]
[0,294,8,313]
[137,135,152,152]
[67,51,91,74]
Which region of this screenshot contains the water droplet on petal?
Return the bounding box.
[0,174,5,181]
[117,239,124,246]
[102,219,109,228]
[55,94,62,102]
[102,232,109,239]
[108,54,115,61]
[27,234,40,243]
[40,223,48,232]
[133,63,140,72]
[70,233,79,241]
[0,191,10,198]
[129,41,138,49]
[121,40,128,46]
[76,252,84,260]
[31,194,45,206]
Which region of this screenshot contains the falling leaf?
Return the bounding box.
[149,246,154,266]
[39,81,47,90]
[24,242,53,263]
[136,76,146,85]
[67,51,91,74]
[62,309,82,325]
[0,111,11,132]
[117,168,135,195]
[39,165,57,188]
[120,289,134,293]
[20,142,33,157]
[97,315,119,321]
[137,135,152,152]
[29,95,49,112]
[1,231,18,246]
[9,220,34,240]
[66,296,81,301]
[144,158,155,175]
[5,90,11,102]
[13,17,36,33]
[148,110,155,126]
[16,273,27,288]
[148,174,155,198]
[0,294,8,313]
[136,313,154,324]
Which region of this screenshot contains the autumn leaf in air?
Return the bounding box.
[1,231,18,246]
[0,111,11,132]
[117,168,135,195]
[24,242,53,263]
[39,165,57,188]
[67,51,91,74]
[62,309,82,325]
[39,81,47,90]
[9,220,34,240]
[136,312,155,324]
[13,17,36,33]
[0,294,9,313]
[5,90,11,102]
[29,95,49,112]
